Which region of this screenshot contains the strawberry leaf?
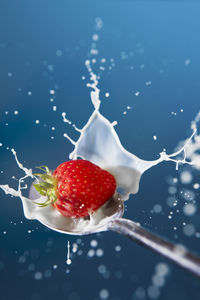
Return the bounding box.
[36,166,51,174]
[33,184,47,196]
[33,165,57,208]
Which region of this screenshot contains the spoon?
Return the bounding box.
[29,183,200,278]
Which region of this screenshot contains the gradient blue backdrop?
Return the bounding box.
[0,1,200,300]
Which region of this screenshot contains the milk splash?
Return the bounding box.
[0,57,198,235]
[0,18,199,235]
[66,241,72,265]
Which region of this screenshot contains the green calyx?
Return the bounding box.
[33,166,57,207]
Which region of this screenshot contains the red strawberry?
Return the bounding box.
[33,160,117,218]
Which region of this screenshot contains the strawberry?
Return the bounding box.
[33,160,117,218]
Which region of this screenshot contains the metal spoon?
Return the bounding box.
[28,184,200,278]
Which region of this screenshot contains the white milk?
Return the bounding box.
[0,59,198,235]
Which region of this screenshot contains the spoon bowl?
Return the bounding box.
[29,183,124,235]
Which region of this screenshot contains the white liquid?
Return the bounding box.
[0,59,199,235]
[66,241,72,265]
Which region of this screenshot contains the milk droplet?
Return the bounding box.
[92,34,99,41]
[115,245,121,252]
[180,171,192,184]
[193,183,199,189]
[34,272,43,280]
[72,243,78,253]
[145,81,152,86]
[56,49,63,57]
[95,17,103,31]
[183,224,195,236]
[168,186,177,195]
[185,59,191,66]
[153,204,162,214]
[48,65,54,72]
[152,275,165,288]
[96,248,104,257]
[99,289,109,300]
[183,203,196,216]
[148,285,160,299]
[87,249,95,257]
[66,259,72,265]
[90,49,98,55]
[53,264,58,269]
[155,263,169,276]
[90,240,98,248]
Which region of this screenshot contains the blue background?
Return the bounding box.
[0,1,200,299]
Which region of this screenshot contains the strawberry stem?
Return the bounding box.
[33,166,57,207]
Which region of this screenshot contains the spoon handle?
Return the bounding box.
[108,218,200,278]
